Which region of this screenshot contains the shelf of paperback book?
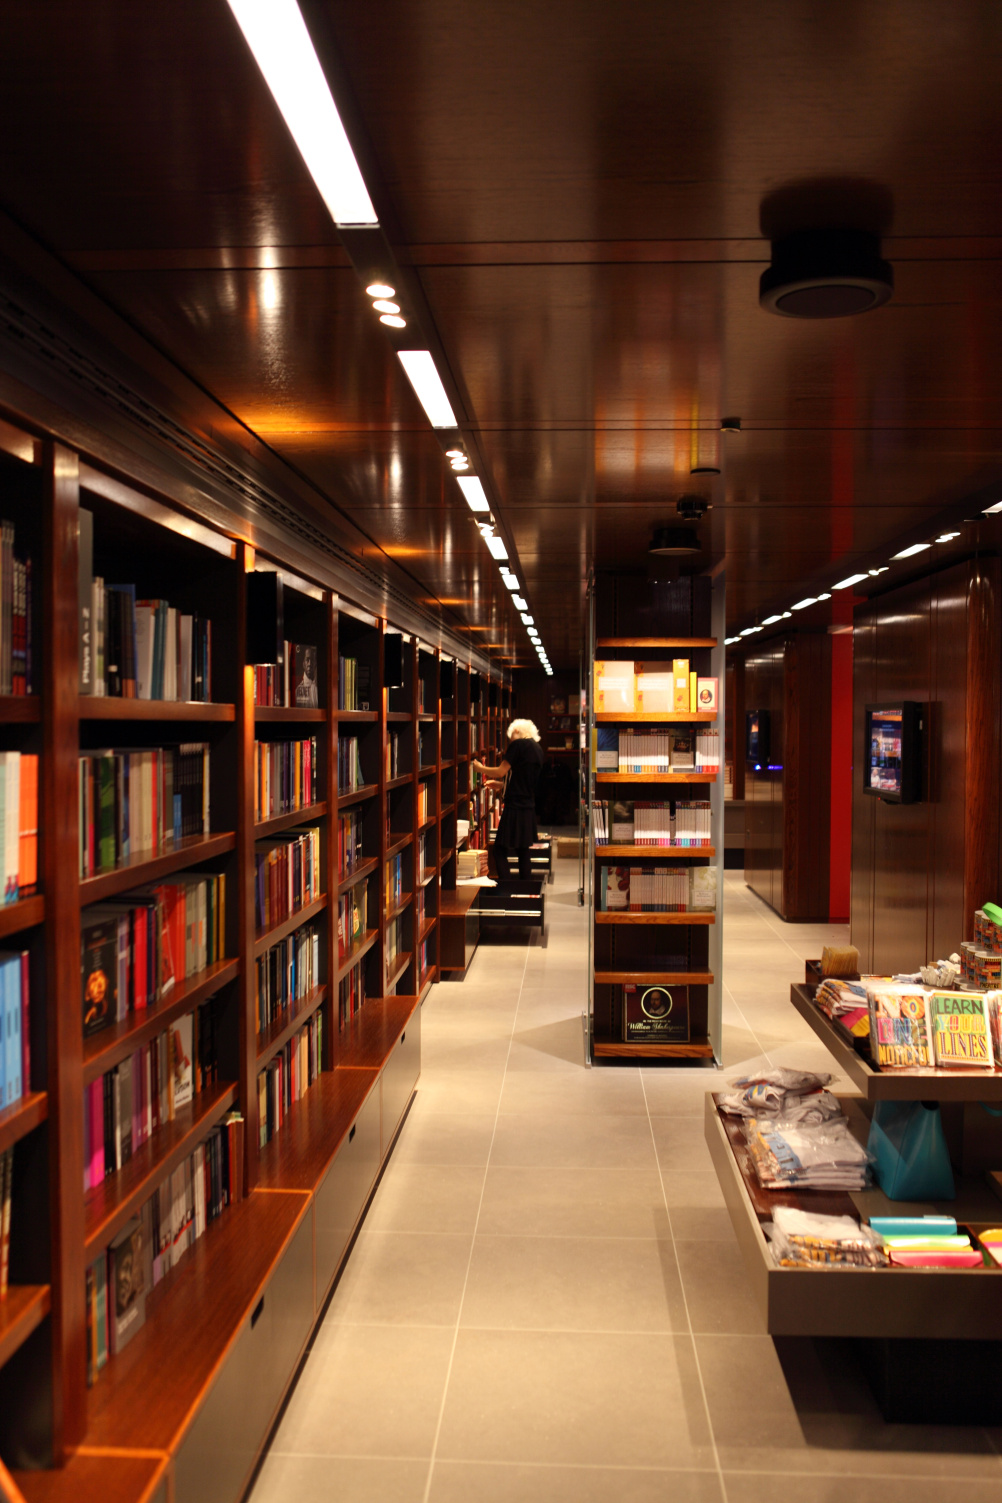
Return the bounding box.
[256,984,328,1069]
[254,706,326,723]
[595,712,716,724]
[79,833,236,906]
[0,1091,47,1155]
[336,931,378,984]
[253,801,328,841]
[79,699,236,722]
[0,698,39,724]
[254,893,328,959]
[595,912,716,925]
[337,782,378,809]
[337,710,378,724]
[83,1080,237,1259]
[83,957,241,1085]
[385,952,412,992]
[0,894,44,941]
[337,857,377,896]
[0,1285,50,1374]
[595,637,718,650]
[596,845,716,859]
[595,772,716,785]
[790,983,1002,1102]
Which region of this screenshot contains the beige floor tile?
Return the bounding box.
[641,1069,723,1116]
[697,1334,1002,1477]
[365,1164,486,1234]
[650,1115,714,1171]
[489,1114,659,1170]
[460,1233,687,1332]
[269,1323,454,1457]
[659,1170,732,1242]
[413,1072,505,1114]
[436,1330,716,1469]
[326,1230,474,1327]
[721,1476,1002,1503]
[429,1461,724,1502]
[251,1454,428,1503]
[392,1111,498,1166]
[477,1165,670,1239]
[675,1240,764,1334]
[420,1037,513,1074]
[498,1070,647,1116]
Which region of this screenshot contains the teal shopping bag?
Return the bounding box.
[866,1100,955,1201]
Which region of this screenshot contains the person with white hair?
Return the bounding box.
[472,718,544,883]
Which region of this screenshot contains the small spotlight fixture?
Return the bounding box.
[450,458,469,471]
[721,416,742,434]
[817,592,832,601]
[781,611,793,618]
[868,567,889,576]
[760,229,893,318]
[366,282,395,298]
[833,572,868,590]
[445,448,465,459]
[380,314,406,328]
[372,299,399,314]
[892,543,931,560]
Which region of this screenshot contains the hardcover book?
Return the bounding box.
[82,916,118,1036]
[868,986,934,1069]
[171,1013,194,1109]
[108,1217,145,1355]
[696,677,718,712]
[623,983,690,1044]
[294,644,319,708]
[928,991,994,1068]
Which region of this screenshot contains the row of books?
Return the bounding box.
[0,752,38,903]
[418,937,432,982]
[457,847,489,879]
[337,879,368,961]
[0,951,28,1110]
[596,727,720,773]
[599,865,717,912]
[254,736,319,822]
[0,1148,11,1300]
[81,873,227,1037]
[337,808,365,880]
[82,1003,219,1190]
[86,1115,244,1380]
[595,659,717,714]
[79,514,212,700]
[78,743,210,877]
[257,1008,323,1147]
[253,642,319,707]
[387,733,402,781]
[592,799,712,846]
[386,914,405,973]
[338,735,366,793]
[868,983,1002,1070]
[418,830,434,883]
[417,730,434,769]
[385,852,405,910]
[256,920,321,1037]
[339,958,365,1031]
[0,521,32,696]
[338,655,371,711]
[417,783,430,822]
[254,828,322,932]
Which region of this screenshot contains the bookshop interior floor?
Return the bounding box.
[249,865,1002,1503]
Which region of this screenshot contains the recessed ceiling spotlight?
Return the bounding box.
[781,611,793,618]
[833,572,868,590]
[380,314,406,328]
[450,458,469,471]
[689,465,721,476]
[935,531,961,543]
[446,448,465,459]
[649,525,700,556]
[372,299,400,314]
[721,417,742,434]
[760,229,893,318]
[366,282,395,298]
[892,543,931,559]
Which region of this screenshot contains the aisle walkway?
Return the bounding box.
[250,866,1002,1503]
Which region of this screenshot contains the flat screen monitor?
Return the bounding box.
[745,709,770,768]
[864,702,922,803]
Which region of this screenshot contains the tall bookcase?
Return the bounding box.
[586,573,725,1063]
[0,423,507,1503]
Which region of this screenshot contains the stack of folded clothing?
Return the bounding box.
[814,978,872,1045]
[869,1215,983,1267]
[769,1207,888,1268]
[746,1113,872,1190]
[717,1068,839,1123]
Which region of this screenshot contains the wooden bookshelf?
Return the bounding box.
[79,833,236,905]
[83,958,241,1084]
[595,711,716,723]
[0,1286,51,1373]
[80,699,235,721]
[0,1093,48,1154]
[254,893,328,958]
[596,845,716,858]
[596,772,715,784]
[595,912,715,925]
[337,782,378,808]
[0,894,45,940]
[337,857,377,894]
[253,706,325,723]
[255,985,328,1066]
[336,929,378,981]
[253,801,327,839]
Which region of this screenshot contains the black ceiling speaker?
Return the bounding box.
[246,571,284,664]
[676,496,709,521]
[649,525,701,556]
[440,659,455,698]
[384,632,404,688]
[760,229,893,318]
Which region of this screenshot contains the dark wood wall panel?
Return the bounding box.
[744,643,784,914]
[851,557,1001,973]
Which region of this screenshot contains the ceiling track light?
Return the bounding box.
[380,314,406,328]
[372,298,400,314]
[456,476,489,513]
[892,542,932,560]
[791,597,817,611]
[935,531,961,543]
[833,573,868,590]
[512,596,527,610]
[366,282,395,298]
[397,350,458,428]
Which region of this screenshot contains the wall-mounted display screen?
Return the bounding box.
[863,702,922,803]
[745,709,770,768]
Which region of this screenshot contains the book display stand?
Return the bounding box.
[0,424,507,1503]
[586,574,726,1063]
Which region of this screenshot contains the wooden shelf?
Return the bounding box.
[790,982,1002,1101]
[84,1080,238,1258]
[440,887,479,917]
[386,832,413,859]
[595,844,716,858]
[595,772,716,784]
[386,773,413,790]
[418,814,436,831]
[15,1452,167,1503]
[254,706,326,722]
[387,710,412,722]
[385,893,413,924]
[0,696,39,723]
[0,1284,51,1373]
[0,893,44,939]
[254,893,328,958]
[257,1068,380,1191]
[337,782,378,808]
[418,916,436,945]
[594,970,714,985]
[595,712,716,724]
[0,1092,48,1154]
[440,802,455,817]
[256,984,328,1066]
[417,869,436,888]
[337,709,378,723]
[596,637,717,649]
[594,1039,715,1059]
[337,929,378,981]
[338,857,377,895]
[80,699,235,721]
[254,801,328,839]
[339,994,419,1071]
[384,952,412,990]
[84,958,241,1085]
[79,833,236,905]
[596,911,715,924]
[418,765,436,779]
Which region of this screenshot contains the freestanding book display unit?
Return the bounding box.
[586,573,725,1063]
[0,420,508,1503]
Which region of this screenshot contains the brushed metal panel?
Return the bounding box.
[315,1086,381,1301]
